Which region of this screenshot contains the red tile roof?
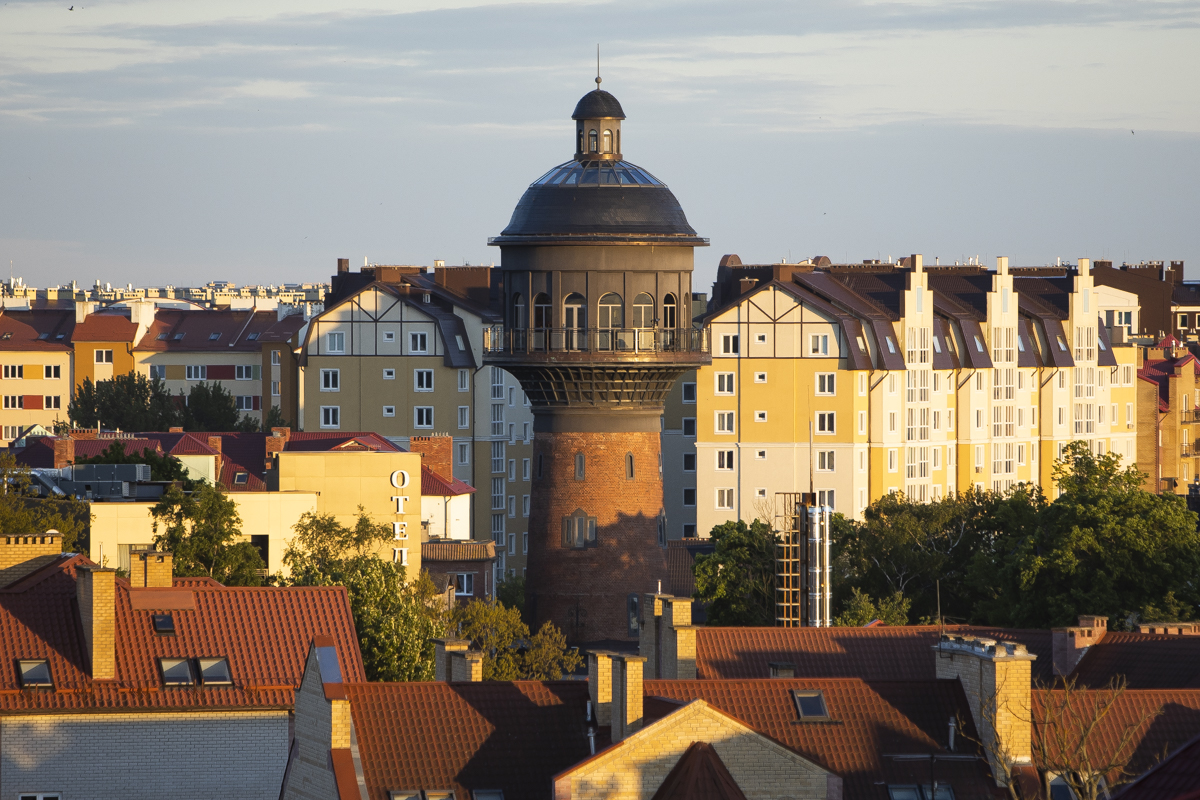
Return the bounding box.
[1117,733,1200,800]
[0,554,363,713]
[72,438,163,461]
[72,312,138,342]
[643,678,996,799]
[649,741,747,800]
[420,464,475,497]
[1071,632,1200,689]
[135,309,305,352]
[0,311,73,352]
[695,625,1054,682]
[1139,356,1197,411]
[283,432,401,452]
[344,680,593,800]
[421,541,495,562]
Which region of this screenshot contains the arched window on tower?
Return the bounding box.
[616,129,620,153]
[563,293,586,350]
[602,129,612,154]
[663,294,678,349]
[578,126,584,153]
[511,293,526,350]
[598,293,623,351]
[626,452,635,480]
[533,293,551,351]
[633,293,655,349]
[589,129,599,153]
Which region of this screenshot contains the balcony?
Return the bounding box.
[483,326,709,359]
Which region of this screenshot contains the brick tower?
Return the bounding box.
[486,79,709,643]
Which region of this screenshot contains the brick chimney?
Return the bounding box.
[587,650,614,727]
[409,435,453,481]
[265,428,289,469]
[207,435,223,453]
[432,637,469,681]
[53,437,75,469]
[77,565,117,680]
[611,654,646,742]
[935,636,1035,785]
[450,649,483,682]
[639,591,671,679]
[1051,615,1107,677]
[169,427,183,433]
[1,531,61,571]
[660,596,698,681]
[128,548,174,588]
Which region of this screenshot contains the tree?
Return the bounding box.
[150,483,264,585]
[452,598,582,680]
[282,509,450,682]
[496,574,526,613]
[833,587,911,627]
[74,439,195,487]
[692,519,777,626]
[182,382,260,432]
[262,404,288,432]
[69,373,179,431]
[0,453,91,553]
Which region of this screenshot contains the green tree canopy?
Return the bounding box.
[0,453,91,553]
[74,439,195,487]
[452,598,582,680]
[182,382,260,432]
[692,519,778,626]
[282,509,450,681]
[832,588,911,627]
[150,483,264,586]
[69,373,180,431]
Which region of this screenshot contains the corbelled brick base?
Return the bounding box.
[526,430,669,643]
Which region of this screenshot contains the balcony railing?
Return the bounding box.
[484,326,709,356]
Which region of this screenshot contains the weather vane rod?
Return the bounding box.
[596,44,601,88]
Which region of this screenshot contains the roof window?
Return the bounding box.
[887,786,955,800]
[1,332,11,340]
[233,472,249,485]
[885,336,896,354]
[157,333,168,340]
[932,336,941,354]
[159,657,195,686]
[209,332,221,341]
[173,333,185,341]
[246,332,259,340]
[37,333,49,340]
[791,689,830,721]
[197,657,233,685]
[1057,335,1068,351]
[55,333,64,339]
[18,659,52,688]
[152,614,175,635]
[1017,336,1025,352]
[974,335,985,353]
[473,792,504,800]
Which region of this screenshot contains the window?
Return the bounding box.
[682,382,696,403]
[721,334,739,355]
[859,373,866,395]
[508,459,516,481]
[235,365,253,380]
[816,412,835,433]
[320,406,340,428]
[491,442,505,473]
[508,386,515,406]
[683,487,696,506]
[326,332,345,353]
[17,659,52,688]
[507,494,517,517]
[458,369,469,391]
[888,449,897,472]
[491,478,505,510]
[271,380,281,396]
[235,395,254,410]
[44,365,60,379]
[755,449,766,459]
[159,657,196,686]
[818,450,835,471]
[887,787,955,800]
[754,372,767,383]
[458,443,470,465]
[716,488,734,509]
[148,364,165,380]
[683,523,697,537]
[810,334,830,356]
[186,365,207,381]
[755,487,767,498]
[889,411,896,433]
[522,495,530,517]
[562,510,597,548]
[383,405,396,417]
[682,418,696,437]
[198,657,233,685]
[458,406,470,428]
[625,452,636,480]
[755,333,767,343]
[414,407,433,428]
[415,369,434,391]
[575,452,586,480]
[3,396,22,409]
[410,332,428,353]
[816,373,835,395]
[321,369,339,391]
[755,410,767,422]
[271,349,281,366]
[818,489,835,508]
[44,395,62,409]
[716,450,735,470]
[683,453,696,471]
[792,689,830,720]
[715,372,735,395]
[94,349,113,364]
[716,412,735,434]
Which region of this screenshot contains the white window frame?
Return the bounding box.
[810,333,829,356]
[716,488,734,510]
[817,450,835,472]
[458,368,470,392]
[271,350,281,366]
[721,334,739,355]
[320,406,340,429]
[715,411,735,434]
[271,380,281,397]
[414,406,434,428]
[186,364,207,381]
[454,573,474,596]
[716,450,735,471]
[816,412,835,434]
[888,449,898,472]
[458,406,470,429]
[457,443,470,465]
[816,373,836,395]
[383,405,396,417]
[320,368,339,391]
[383,368,396,380]
[414,369,434,392]
[326,331,345,354]
[382,330,396,343]
[409,331,428,354]
[235,364,254,380]
[715,372,736,395]
[754,372,767,384]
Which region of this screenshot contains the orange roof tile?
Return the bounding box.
[135,309,305,352]
[1117,733,1200,800]
[72,312,137,342]
[0,311,73,352]
[421,541,495,562]
[1072,632,1200,689]
[0,554,363,713]
[420,464,475,497]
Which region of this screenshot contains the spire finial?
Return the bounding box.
[596,44,601,88]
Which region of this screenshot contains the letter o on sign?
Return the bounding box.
[390,470,410,489]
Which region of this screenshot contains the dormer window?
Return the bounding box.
[602,129,612,153]
[18,659,52,688]
[588,129,598,152]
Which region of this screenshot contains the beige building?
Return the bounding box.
[0,311,74,443]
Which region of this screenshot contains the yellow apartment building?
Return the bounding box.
[0,311,74,443]
[691,255,1140,534]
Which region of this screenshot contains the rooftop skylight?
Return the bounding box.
[791,689,830,721]
[17,659,52,688]
[152,614,175,635]
[159,657,195,686]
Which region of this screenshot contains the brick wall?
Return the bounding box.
[423,558,493,604]
[77,566,116,680]
[1,710,288,798]
[410,434,454,480]
[526,430,670,642]
[558,700,832,800]
[0,534,61,571]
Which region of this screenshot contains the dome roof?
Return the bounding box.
[572,89,625,120]
[492,160,704,245]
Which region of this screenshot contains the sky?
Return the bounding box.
[1,0,1198,292]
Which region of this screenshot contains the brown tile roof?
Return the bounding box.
[666,539,712,598]
[694,625,1054,682]
[649,741,747,800]
[420,464,475,497]
[135,309,305,352]
[421,541,496,562]
[283,432,401,452]
[643,678,996,799]
[0,554,363,713]
[0,311,73,352]
[344,680,593,800]
[72,312,137,342]
[1071,632,1200,689]
[73,438,163,461]
[1116,732,1200,800]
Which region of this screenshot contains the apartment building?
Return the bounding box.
[0,311,74,442]
[136,308,305,428]
[695,256,1138,531]
[300,261,533,575]
[1137,339,1199,494]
